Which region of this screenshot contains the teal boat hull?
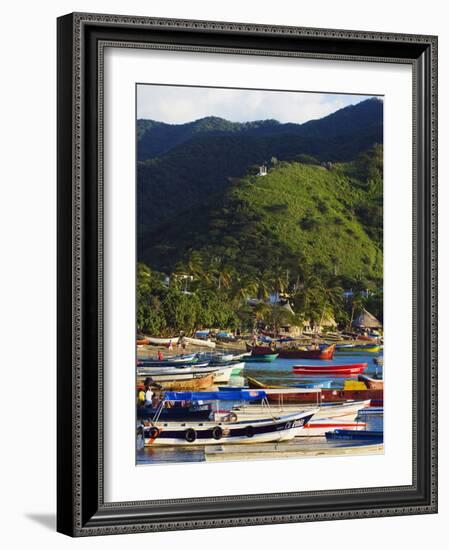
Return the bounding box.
[244,354,279,363]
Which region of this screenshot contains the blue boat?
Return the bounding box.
[325,429,383,442]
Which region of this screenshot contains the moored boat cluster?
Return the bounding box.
[136,332,383,456]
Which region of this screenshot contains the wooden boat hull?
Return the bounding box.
[229,400,370,424]
[294,380,332,389]
[137,366,221,383]
[246,343,276,355]
[358,374,384,390]
[144,373,215,391]
[336,345,380,353]
[145,336,216,348]
[246,376,382,404]
[278,344,335,360]
[143,411,316,446]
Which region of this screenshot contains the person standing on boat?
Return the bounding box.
[157,349,164,361]
[168,339,173,351]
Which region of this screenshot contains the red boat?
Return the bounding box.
[292,362,367,376]
[246,343,275,355]
[279,344,335,360]
[247,376,382,404]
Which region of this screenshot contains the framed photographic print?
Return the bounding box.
[57,12,438,536]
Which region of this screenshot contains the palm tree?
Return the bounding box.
[271,267,288,297]
[292,264,322,321]
[231,277,258,307]
[264,304,299,337]
[256,277,271,302]
[349,290,365,329]
[318,279,344,327]
[186,250,204,280]
[207,256,233,291]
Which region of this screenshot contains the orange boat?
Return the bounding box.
[278,344,335,360]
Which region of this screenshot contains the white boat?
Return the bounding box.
[228,399,371,423]
[141,390,317,446]
[146,336,216,349]
[137,366,222,383]
[137,364,234,384]
[212,365,236,383]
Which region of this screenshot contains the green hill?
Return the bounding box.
[139,151,383,285]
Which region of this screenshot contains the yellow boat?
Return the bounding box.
[337,345,380,353]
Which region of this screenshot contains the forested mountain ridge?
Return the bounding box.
[137,97,383,161]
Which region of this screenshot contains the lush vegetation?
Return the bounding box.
[137,98,383,236]
[136,99,384,335]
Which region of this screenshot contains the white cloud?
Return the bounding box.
[137,84,377,124]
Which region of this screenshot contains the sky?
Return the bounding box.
[137,84,379,125]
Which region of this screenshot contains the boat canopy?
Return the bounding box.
[163,390,267,402]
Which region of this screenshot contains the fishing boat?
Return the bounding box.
[212,366,236,384]
[244,353,279,362]
[145,336,216,349]
[137,353,199,367]
[358,374,384,390]
[336,344,380,354]
[142,390,317,446]
[137,365,234,384]
[209,361,245,376]
[142,372,215,391]
[295,380,333,389]
[301,418,367,437]
[325,429,383,442]
[335,343,356,350]
[246,342,277,353]
[246,376,382,404]
[292,362,368,376]
[233,397,371,422]
[278,344,335,360]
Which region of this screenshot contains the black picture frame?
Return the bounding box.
[57,12,438,537]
